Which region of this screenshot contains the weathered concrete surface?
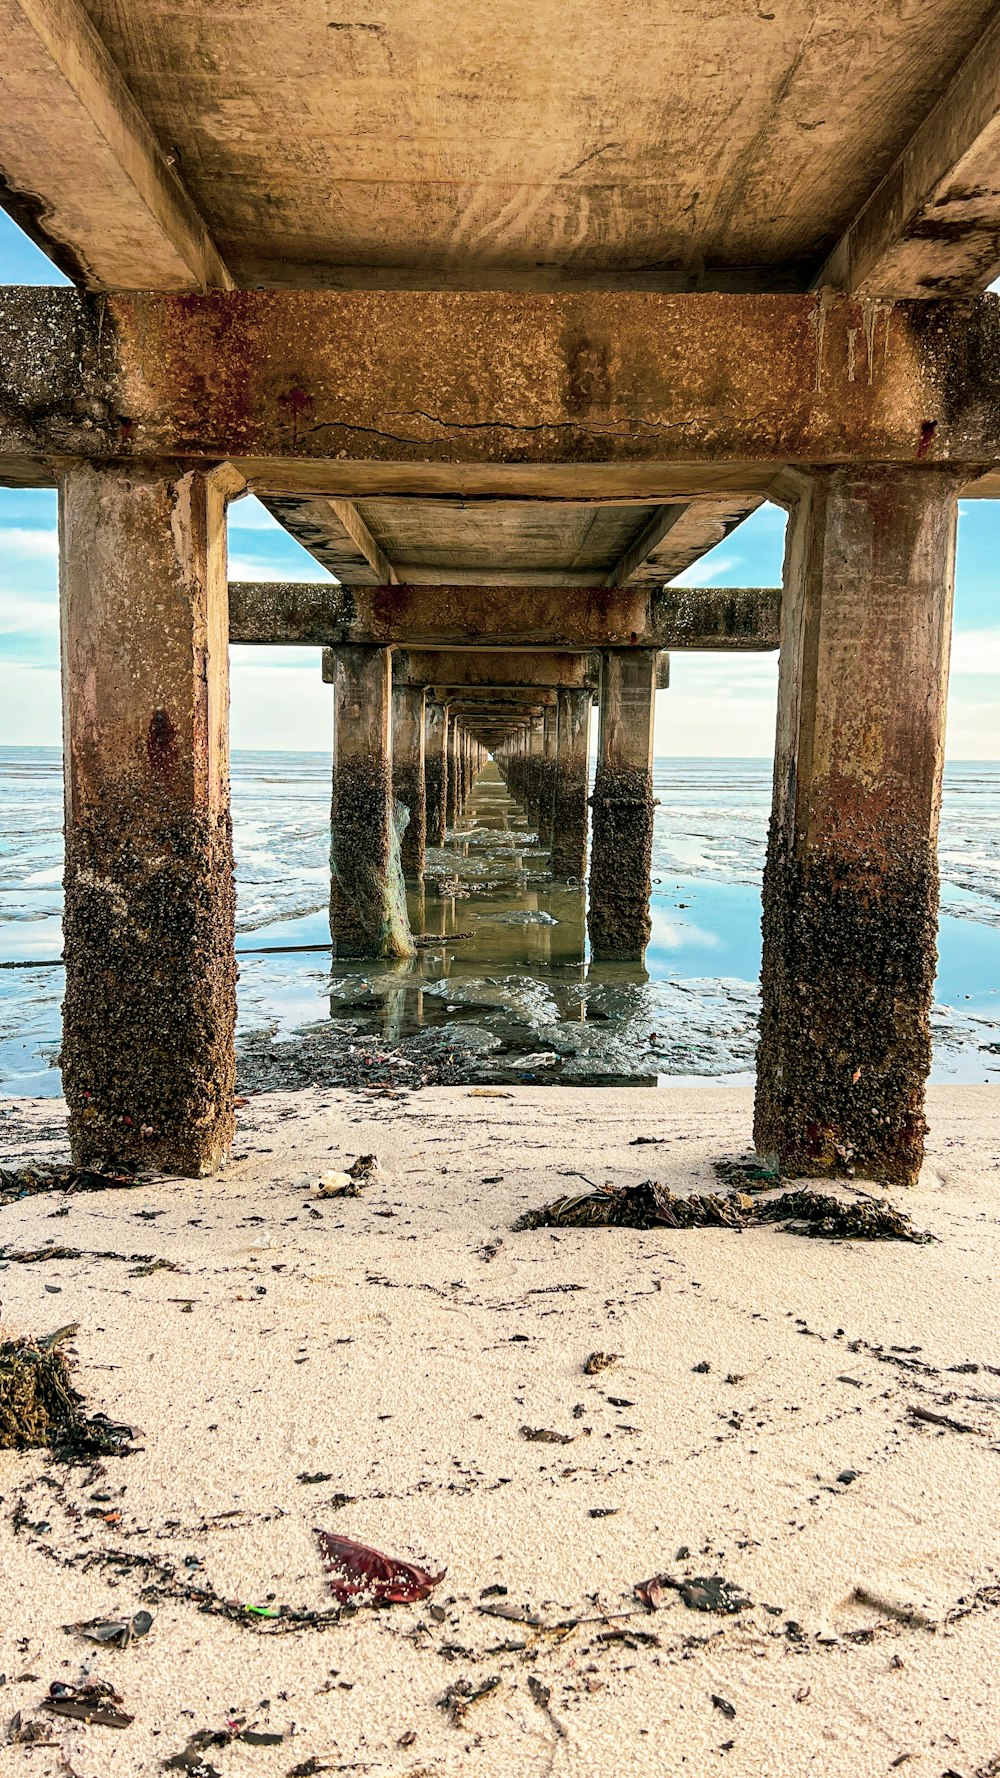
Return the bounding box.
[550,688,592,881]
[392,685,426,878]
[60,463,237,1177]
[755,467,960,1188]
[588,651,657,962]
[446,716,461,829]
[330,647,414,960]
[394,649,600,690]
[820,8,1000,297]
[537,706,558,847]
[232,582,782,650]
[0,0,231,291]
[6,291,1000,486]
[424,701,448,845]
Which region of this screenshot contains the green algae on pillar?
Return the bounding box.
[393,684,426,877]
[60,463,238,1177]
[588,651,656,962]
[755,467,959,1188]
[330,646,414,959]
[550,688,592,880]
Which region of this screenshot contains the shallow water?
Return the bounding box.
[0,747,998,1093]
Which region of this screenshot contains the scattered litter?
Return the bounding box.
[514,1181,933,1242]
[837,1468,860,1484]
[527,1675,566,1737]
[520,1425,575,1444]
[65,1609,153,1647]
[0,1328,135,1459]
[316,1531,444,1604]
[165,1725,285,1771]
[712,1694,737,1719]
[467,1089,513,1099]
[629,1136,666,1146]
[596,1626,660,1648]
[583,1351,619,1374]
[439,1675,501,1725]
[43,1678,133,1728]
[298,1472,334,1485]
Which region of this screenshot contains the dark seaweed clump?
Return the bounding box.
[0,1330,134,1459]
[513,1181,932,1243]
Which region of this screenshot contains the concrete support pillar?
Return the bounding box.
[538,706,558,847]
[446,716,461,828]
[425,701,448,845]
[330,646,414,959]
[393,685,426,877]
[588,650,656,961]
[59,463,237,1177]
[755,466,959,1186]
[525,720,544,824]
[550,688,592,880]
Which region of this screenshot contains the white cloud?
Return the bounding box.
[228,553,333,583]
[227,495,286,532]
[671,552,744,588]
[1,526,58,559]
[0,594,59,634]
[950,627,1000,675]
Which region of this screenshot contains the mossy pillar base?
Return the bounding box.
[59,464,238,1177]
[551,689,591,880]
[755,467,959,1187]
[330,646,414,959]
[588,651,656,962]
[446,713,460,828]
[393,685,426,877]
[538,705,558,848]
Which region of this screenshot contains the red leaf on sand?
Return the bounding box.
[316,1531,445,1604]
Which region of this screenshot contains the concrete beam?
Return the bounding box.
[391,650,601,690]
[261,496,399,586]
[607,497,763,587]
[0,0,231,291]
[5,291,1000,486]
[234,583,781,651]
[820,12,1000,297]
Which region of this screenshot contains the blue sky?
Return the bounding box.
[1,209,996,756]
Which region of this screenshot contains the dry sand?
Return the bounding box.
[1,1083,999,1778]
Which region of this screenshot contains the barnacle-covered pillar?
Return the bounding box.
[59,463,238,1177]
[588,650,656,961]
[755,467,959,1186]
[393,684,426,877]
[550,687,592,880]
[330,646,414,959]
[425,701,448,845]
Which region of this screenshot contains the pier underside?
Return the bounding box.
[2,0,999,1181]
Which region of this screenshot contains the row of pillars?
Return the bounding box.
[59,461,957,1191]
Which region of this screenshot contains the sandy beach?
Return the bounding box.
[1,1083,999,1778]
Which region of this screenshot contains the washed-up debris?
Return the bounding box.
[298,1471,334,1485]
[909,1404,979,1434]
[467,1088,512,1099]
[478,1601,546,1627]
[164,1724,285,1771]
[629,1136,666,1146]
[520,1425,575,1444]
[712,1694,737,1719]
[635,1572,751,1615]
[0,1328,134,1459]
[0,1242,172,1269]
[713,1153,781,1190]
[316,1530,444,1605]
[514,1181,933,1242]
[7,1713,58,1746]
[44,1678,133,1728]
[0,1163,140,1208]
[65,1608,153,1647]
[583,1351,619,1375]
[316,1155,381,1199]
[596,1626,660,1649]
[527,1674,566,1737]
[439,1675,501,1725]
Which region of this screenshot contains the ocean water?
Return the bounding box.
[0,746,998,1094]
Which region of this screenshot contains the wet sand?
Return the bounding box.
[1,1083,999,1776]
